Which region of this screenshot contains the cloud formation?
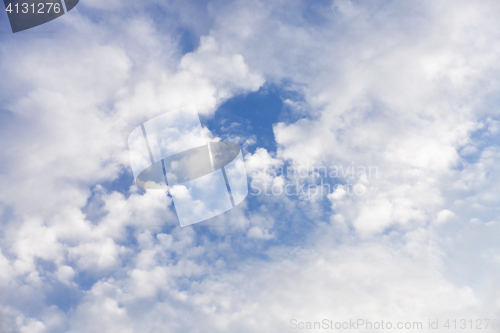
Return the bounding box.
[1,0,500,332]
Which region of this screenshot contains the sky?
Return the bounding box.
[0,0,500,332]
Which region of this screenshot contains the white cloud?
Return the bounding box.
[1,0,500,331]
[180,36,264,103]
[54,238,482,332]
[436,209,456,225]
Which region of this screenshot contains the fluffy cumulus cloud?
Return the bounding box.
[1,0,500,332]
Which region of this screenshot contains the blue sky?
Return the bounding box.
[1,0,500,332]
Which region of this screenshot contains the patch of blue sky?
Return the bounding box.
[72,267,109,292]
[461,117,500,164]
[0,203,15,238]
[0,10,13,33]
[0,108,17,149]
[201,84,284,153]
[201,82,309,153]
[298,0,335,27]
[43,282,81,315]
[159,195,333,260]
[0,259,77,320]
[80,171,137,224]
[33,261,82,313]
[144,2,203,55]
